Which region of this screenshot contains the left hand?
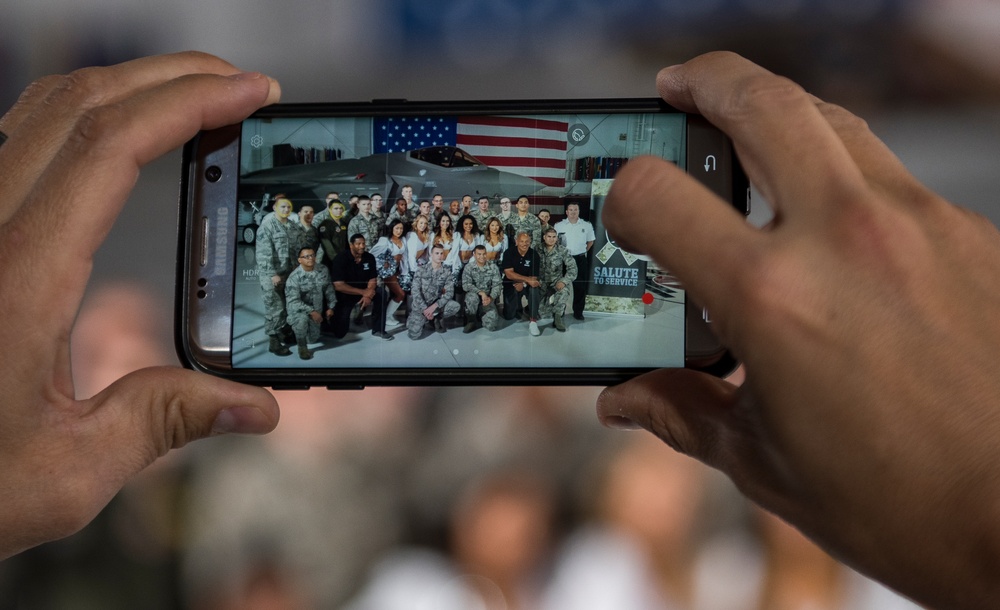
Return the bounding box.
[0,51,282,559]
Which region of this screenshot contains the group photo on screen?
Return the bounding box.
[231,111,689,369]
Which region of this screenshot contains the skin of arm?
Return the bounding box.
[595,51,1000,610]
[333,279,376,307]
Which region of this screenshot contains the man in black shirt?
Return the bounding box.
[501,231,542,336]
[330,234,393,340]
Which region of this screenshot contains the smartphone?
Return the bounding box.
[177,99,748,389]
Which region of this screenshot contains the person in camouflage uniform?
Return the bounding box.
[538,227,578,332]
[347,196,381,250]
[461,245,502,333]
[285,247,336,359]
[406,244,461,340]
[506,195,542,248]
[470,196,493,232]
[385,197,418,233]
[256,197,297,355]
[288,203,321,265]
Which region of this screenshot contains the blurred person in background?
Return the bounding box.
[541,434,731,610]
[182,386,427,609]
[344,469,557,610]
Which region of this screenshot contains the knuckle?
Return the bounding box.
[63,103,129,157]
[11,74,63,110]
[175,49,224,66]
[726,73,807,121]
[49,66,112,109]
[816,101,870,136]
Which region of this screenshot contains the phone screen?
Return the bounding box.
[226,106,698,374]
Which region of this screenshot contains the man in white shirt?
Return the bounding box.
[554,202,595,320]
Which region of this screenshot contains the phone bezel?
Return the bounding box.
[176,98,746,388]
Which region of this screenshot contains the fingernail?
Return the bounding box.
[211,406,269,435]
[264,75,281,105]
[229,72,282,105]
[600,414,644,431]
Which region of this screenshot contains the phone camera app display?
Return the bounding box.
[231,111,688,371]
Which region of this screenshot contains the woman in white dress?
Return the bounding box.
[405,214,434,287]
[369,219,410,326]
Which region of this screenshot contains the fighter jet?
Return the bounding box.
[239,145,546,212]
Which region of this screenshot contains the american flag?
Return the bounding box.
[374,115,569,189]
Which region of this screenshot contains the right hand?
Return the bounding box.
[596,51,1000,610]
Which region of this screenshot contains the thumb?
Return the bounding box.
[90,366,279,465]
[597,368,743,471]
[22,368,280,549]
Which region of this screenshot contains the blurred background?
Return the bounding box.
[2,0,999,608]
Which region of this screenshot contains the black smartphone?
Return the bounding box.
[177,99,748,389]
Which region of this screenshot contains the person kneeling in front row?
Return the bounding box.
[538,227,577,332]
[462,245,502,333]
[285,247,336,359]
[501,231,542,336]
[406,243,461,340]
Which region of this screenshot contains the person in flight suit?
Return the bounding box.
[318,199,349,270]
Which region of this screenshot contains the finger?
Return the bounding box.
[603,155,759,333]
[3,70,279,315]
[657,51,869,220]
[813,100,944,211]
[597,368,791,514]
[598,368,739,463]
[0,74,62,137]
[86,367,279,480]
[0,51,251,224]
[21,367,279,548]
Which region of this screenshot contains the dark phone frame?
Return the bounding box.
[176,98,747,389]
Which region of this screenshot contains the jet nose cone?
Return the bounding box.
[499,173,545,197]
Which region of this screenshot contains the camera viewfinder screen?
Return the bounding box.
[232,111,687,369]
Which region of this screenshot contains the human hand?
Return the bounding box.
[555,281,566,291]
[482,294,492,307]
[271,274,282,287]
[0,51,281,560]
[423,303,439,320]
[309,311,323,324]
[527,277,541,288]
[596,51,1000,610]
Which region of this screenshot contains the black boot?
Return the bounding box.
[279,324,296,346]
[269,335,291,356]
[434,316,446,333]
[553,312,566,332]
[463,307,477,333]
[297,338,313,360]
